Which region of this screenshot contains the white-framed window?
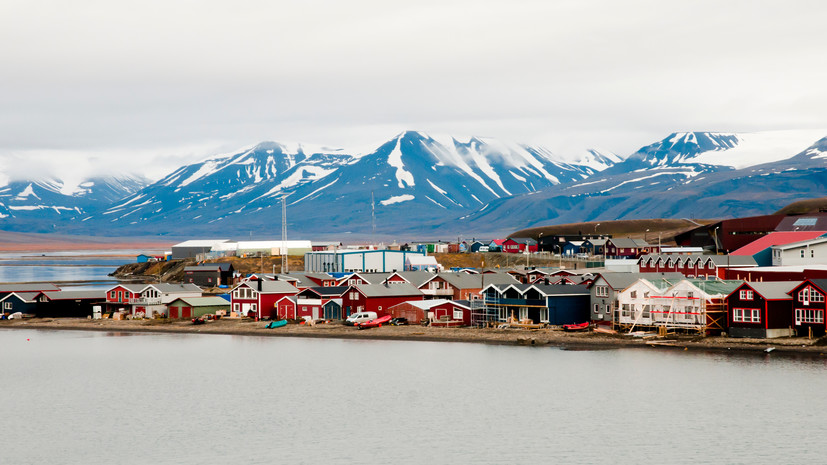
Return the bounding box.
[630,291,637,299]
[801,250,805,258]
[799,286,826,303]
[3,302,11,310]
[539,308,549,322]
[642,305,651,319]
[733,308,760,323]
[595,286,609,297]
[233,303,240,312]
[621,304,631,318]
[519,307,528,320]
[795,309,824,324]
[453,307,464,320]
[251,303,257,313]
[593,304,599,314]
[739,290,754,300]
[498,307,508,321]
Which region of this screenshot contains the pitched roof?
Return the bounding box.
[42,290,106,300]
[298,286,349,298]
[507,237,538,245]
[775,214,827,232]
[609,238,648,248]
[0,291,41,302]
[354,283,423,298]
[594,272,684,290]
[684,279,744,297]
[0,283,61,293]
[805,279,827,294]
[148,283,202,293]
[236,280,299,294]
[732,231,827,256]
[772,237,827,251]
[741,281,797,300]
[168,296,232,307]
[402,299,463,310]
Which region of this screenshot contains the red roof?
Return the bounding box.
[491,239,506,246]
[731,231,827,256]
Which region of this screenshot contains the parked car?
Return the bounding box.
[344,312,378,326]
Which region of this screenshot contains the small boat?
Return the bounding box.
[266,320,288,329]
[562,322,590,332]
[356,314,392,330]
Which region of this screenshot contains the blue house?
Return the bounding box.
[481,283,590,325]
[137,254,151,263]
[1,292,44,316]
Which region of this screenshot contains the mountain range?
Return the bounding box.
[0,129,824,238]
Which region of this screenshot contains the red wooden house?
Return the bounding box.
[502,238,538,254]
[725,282,796,338]
[231,278,299,319]
[605,238,651,258]
[341,283,424,317]
[638,254,757,279]
[388,299,472,326]
[789,279,827,337]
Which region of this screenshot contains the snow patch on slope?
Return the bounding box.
[690,130,825,169]
[380,194,414,206]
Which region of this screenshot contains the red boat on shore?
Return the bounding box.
[356,315,392,330]
[562,322,590,332]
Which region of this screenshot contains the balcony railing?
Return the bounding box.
[422,288,454,296]
[128,297,163,305]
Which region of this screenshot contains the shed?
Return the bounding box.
[167,296,231,319]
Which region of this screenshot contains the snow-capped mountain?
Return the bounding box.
[0,175,147,229]
[97,141,354,227]
[453,132,827,235]
[77,131,600,236]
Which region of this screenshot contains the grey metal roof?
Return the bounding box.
[432,272,516,289]
[609,238,647,248]
[355,283,424,298]
[0,283,60,293]
[0,292,41,302]
[299,286,349,297]
[236,280,298,294]
[508,237,538,245]
[594,272,684,291]
[149,283,203,293]
[530,284,591,296]
[742,282,797,300]
[42,290,106,300]
[167,296,231,307]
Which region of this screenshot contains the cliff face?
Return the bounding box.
[110,259,194,283]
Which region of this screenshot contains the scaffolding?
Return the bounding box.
[470,296,499,328]
[615,293,707,335]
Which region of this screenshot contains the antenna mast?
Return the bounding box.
[281,196,288,274]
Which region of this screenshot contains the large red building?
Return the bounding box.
[231,279,299,319]
[342,283,424,317]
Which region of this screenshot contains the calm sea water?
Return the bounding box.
[0,249,159,288]
[1,329,825,464]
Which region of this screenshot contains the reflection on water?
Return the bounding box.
[1,329,825,465]
[0,249,151,288]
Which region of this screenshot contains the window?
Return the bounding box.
[798,287,824,303]
[621,304,631,318]
[812,250,815,258]
[498,307,508,321]
[233,303,240,312]
[687,291,694,299]
[739,290,754,300]
[630,291,637,299]
[3,302,11,310]
[801,250,805,258]
[595,286,609,297]
[594,304,599,314]
[377,306,382,311]
[733,308,761,323]
[519,308,528,320]
[642,305,651,319]
[795,309,824,324]
[453,308,464,320]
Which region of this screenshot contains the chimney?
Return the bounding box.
[257,279,262,292]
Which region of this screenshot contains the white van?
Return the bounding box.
[345,312,378,326]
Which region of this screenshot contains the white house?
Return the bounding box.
[771,237,827,266]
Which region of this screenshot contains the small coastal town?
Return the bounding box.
[5,211,827,353]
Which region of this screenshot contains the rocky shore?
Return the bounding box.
[3,318,826,357]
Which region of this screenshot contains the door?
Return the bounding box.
[312,306,319,320]
[182,307,192,319]
[169,306,179,319]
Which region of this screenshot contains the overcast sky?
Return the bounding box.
[1,0,826,182]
